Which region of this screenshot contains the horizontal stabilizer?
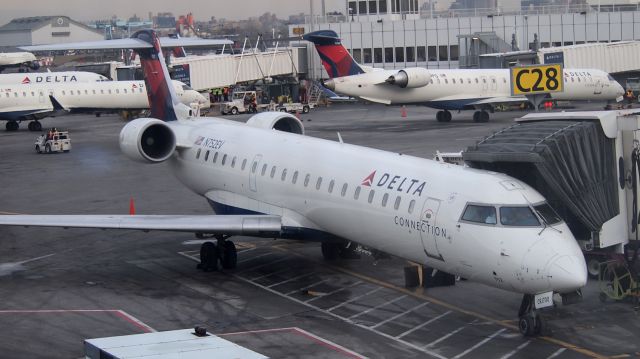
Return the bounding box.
[20,37,232,52]
[0,214,282,236]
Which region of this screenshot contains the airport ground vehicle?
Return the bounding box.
[35,129,71,153]
[276,102,313,114]
[220,91,258,115]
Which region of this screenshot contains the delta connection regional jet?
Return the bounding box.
[304,30,624,123]
[0,30,587,337]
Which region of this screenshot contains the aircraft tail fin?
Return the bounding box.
[303,30,365,78]
[131,30,182,122]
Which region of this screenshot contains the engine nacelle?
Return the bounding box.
[245,112,305,135]
[385,67,432,88]
[119,118,176,163]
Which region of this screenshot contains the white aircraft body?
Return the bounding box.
[0,52,40,72]
[0,71,109,85]
[0,30,587,337]
[0,80,208,131]
[305,30,625,122]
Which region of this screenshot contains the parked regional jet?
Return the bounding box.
[0,71,109,85]
[0,52,40,73]
[304,30,625,122]
[0,80,208,131]
[0,30,587,336]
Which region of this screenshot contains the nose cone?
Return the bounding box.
[615,81,625,97]
[547,255,587,293]
[323,78,335,91]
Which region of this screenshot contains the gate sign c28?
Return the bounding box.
[510,64,564,96]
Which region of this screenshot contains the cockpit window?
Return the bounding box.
[500,206,540,226]
[533,202,562,225]
[461,204,497,225]
[607,74,615,82]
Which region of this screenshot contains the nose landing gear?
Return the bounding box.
[518,294,545,336]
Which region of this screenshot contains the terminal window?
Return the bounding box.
[374,48,383,63]
[417,46,426,61]
[406,47,415,62]
[439,45,448,61]
[363,48,372,63]
[385,47,393,63]
[395,47,404,63]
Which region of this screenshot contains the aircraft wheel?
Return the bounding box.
[534,313,545,335]
[586,255,602,279]
[321,242,341,261]
[28,122,35,131]
[518,315,535,336]
[443,110,452,122]
[6,121,18,131]
[472,111,481,122]
[279,108,287,112]
[198,241,218,271]
[479,110,490,123]
[230,107,238,115]
[302,105,310,113]
[34,121,42,131]
[436,111,444,122]
[45,144,51,154]
[220,241,238,270]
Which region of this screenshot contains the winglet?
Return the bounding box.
[303,30,365,78]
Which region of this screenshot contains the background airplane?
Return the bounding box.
[304,30,625,123]
[0,79,208,131]
[0,52,40,73]
[0,30,587,336]
[0,71,108,84]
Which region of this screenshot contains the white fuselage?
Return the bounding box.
[330,68,624,109]
[0,71,108,85]
[0,80,208,121]
[0,52,37,67]
[160,115,587,295]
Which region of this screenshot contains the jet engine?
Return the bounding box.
[246,112,305,135]
[385,68,432,88]
[120,118,176,163]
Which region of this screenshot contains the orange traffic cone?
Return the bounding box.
[129,197,136,215]
[401,106,407,118]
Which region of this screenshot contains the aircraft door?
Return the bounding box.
[419,197,445,262]
[594,78,603,95]
[249,154,262,192]
[38,90,45,104]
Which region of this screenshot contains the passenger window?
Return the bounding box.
[116,89,119,94]
[251,161,257,173]
[100,90,104,94]
[354,186,361,199]
[281,169,287,181]
[292,171,299,184]
[462,204,496,224]
[69,90,73,95]
[108,89,112,94]
[475,78,478,83]
[368,190,375,203]
[304,174,310,187]
[382,193,389,207]
[31,91,34,96]
[328,179,335,193]
[231,156,237,168]
[341,183,348,197]
[62,91,66,95]
[261,163,267,176]
[408,199,416,213]
[242,159,247,170]
[204,150,210,161]
[500,206,540,226]
[213,152,219,163]
[394,196,401,210]
[270,166,276,178]
[222,154,227,165]
[124,89,127,94]
[196,148,201,159]
[316,177,322,190]
[452,79,456,84]
[444,79,448,84]
[93,90,96,94]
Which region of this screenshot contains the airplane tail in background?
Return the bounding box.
[303,30,365,78]
[131,30,181,122]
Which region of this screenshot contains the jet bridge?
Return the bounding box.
[463,111,640,255]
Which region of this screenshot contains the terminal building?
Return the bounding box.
[0,16,103,48]
[291,1,640,80]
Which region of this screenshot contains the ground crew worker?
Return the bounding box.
[625,88,635,108]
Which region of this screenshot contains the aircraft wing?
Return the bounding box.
[466,96,530,106]
[360,96,392,105]
[0,214,282,236]
[20,38,233,52]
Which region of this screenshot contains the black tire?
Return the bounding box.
[279,108,287,112]
[473,111,481,122]
[199,241,218,271]
[518,315,536,336]
[45,144,51,154]
[479,111,490,123]
[34,121,42,131]
[302,105,310,113]
[6,121,18,131]
[443,110,452,122]
[586,255,601,279]
[436,111,444,122]
[533,314,544,335]
[230,107,238,115]
[220,241,238,269]
[321,242,341,261]
[28,122,34,131]
[35,145,41,154]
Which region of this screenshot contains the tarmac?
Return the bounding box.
[0,102,639,358]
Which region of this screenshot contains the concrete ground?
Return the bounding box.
[0,103,638,358]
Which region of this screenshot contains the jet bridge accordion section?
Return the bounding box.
[463,120,619,237]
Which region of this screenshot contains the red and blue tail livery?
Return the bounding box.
[303,30,365,78]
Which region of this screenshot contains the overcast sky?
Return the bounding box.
[0,0,346,25]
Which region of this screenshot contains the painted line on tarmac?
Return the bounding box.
[0,309,155,333]
[452,328,507,359]
[219,327,365,359]
[272,245,609,359]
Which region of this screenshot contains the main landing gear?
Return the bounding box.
[5,121,19,131]
[436,110,452,122]
[518,294,545,336]
[197,235,237,271]
[321,241,360,261]
[472,110,490,123]
[27,121,42,132]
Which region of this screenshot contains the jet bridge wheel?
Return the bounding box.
[198,241,219,271]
